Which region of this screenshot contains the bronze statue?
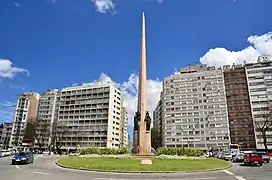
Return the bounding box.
[144,111,151,131]
[133,111,140,131]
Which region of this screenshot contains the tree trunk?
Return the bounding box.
[263,134,268,151]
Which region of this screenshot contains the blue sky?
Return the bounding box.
[0,0,271,137]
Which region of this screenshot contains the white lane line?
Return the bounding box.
[15,165,20,169]
[235,176,246,180]
[222,170,234,175]
[33,171,50,175]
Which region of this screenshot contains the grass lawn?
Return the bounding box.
[57,157,230,172]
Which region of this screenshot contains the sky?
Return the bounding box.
[0,0,272,137]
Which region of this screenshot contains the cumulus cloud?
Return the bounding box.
[0,58,30,79]
[90,0,115,14]
[0,101,16,122]
[200,32,272,67]
[95,73,162,127]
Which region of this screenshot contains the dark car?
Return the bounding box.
[11,151,34,165]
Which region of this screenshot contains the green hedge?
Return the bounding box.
[157,147,204,157]
[79,147,129,155]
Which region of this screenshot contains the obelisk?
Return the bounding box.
[132,12,152,155]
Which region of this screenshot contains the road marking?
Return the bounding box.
[15,165,20,169]
[33,171,50,175]
[222,170,234,175]
[235,176,246,180]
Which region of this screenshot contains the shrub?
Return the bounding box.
[157,147,203,157]
[79,147,129,155]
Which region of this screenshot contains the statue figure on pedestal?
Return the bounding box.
[134,111,141,131]
[144,111,151,131]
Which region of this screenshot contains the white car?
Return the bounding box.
[42,150,54,155]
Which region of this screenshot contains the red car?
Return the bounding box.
[244,152,264,166]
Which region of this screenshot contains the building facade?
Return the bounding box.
[9,92,40,147]
[35,89,60,150]
[223,64,256,150]
[120,107,128,148]
[57,82,124,150]
[0,122,13,149]
[161,64,231,150]
[245,56,272,150]
[153,98,163,148]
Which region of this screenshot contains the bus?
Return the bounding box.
[210,144,240,156]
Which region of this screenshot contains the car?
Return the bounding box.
[244,152,264,166]
[11,151,34,165]
[42,150,54,155]
[233,153,244,162]
[224,153,232,161]
[256,152,270,163]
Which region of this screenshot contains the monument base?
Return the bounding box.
[132,131,152,155]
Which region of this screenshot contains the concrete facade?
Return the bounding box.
[57,83,123,149]
[245,56,272,150]
[0,122,13,149]
[161,64,231,150]
[35,89,60,149]
[9,92,40,147]
[223,64,256,150]
[153,98,163,148]
[120,107,128,148]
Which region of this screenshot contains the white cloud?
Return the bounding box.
[0,58,29,79]
[0,101,15,122]
[14,2,20,7]
[90,0,116,14]
[200,32,272,67]
[95,73,162,126]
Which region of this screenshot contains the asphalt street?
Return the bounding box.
[0,155,271,180]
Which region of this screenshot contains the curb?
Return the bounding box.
[55,158,232,174]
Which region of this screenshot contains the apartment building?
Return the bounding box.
[36,89,60,149]
[9,92,40,147]
[0,122,13,149]
[245,56,272,150]
[223,64,256,150]
[161,64,230,150]
[153,98,163,148]
[120,107,128,147]
[57,82,124,149]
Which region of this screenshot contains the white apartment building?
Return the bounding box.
[9,92,40,147]
[0,122,13,149]
[58,82,124,149]
[120,107,128,147]
[36,89,60,149]
[162,64,230,150]
[245,55,272,150]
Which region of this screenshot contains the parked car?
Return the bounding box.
[233,153,244,162]
[244,152,264,166]
[12,151,34,165]
[256,152,270,163]
[42,150,54,155]
[224,153,232,161]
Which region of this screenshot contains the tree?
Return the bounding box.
[151,127,161,150]
[255,107,272,151]
[35,120,51,151]
[23,120,37,146]
[52,121,68,152]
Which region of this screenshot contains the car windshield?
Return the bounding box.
[18,152,27,156]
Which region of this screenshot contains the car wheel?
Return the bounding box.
[259,163,263,166]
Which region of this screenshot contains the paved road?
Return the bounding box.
[0,156,271,180]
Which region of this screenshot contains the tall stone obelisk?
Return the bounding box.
[132,12,152,155]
